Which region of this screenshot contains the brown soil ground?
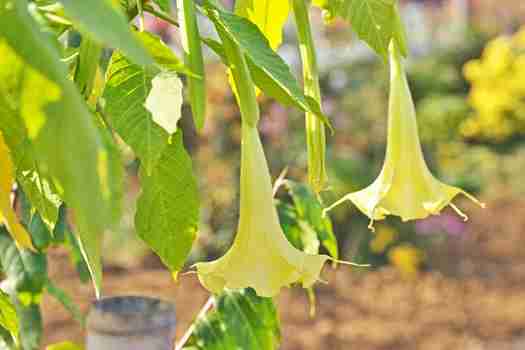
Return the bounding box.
[43,198,525,350]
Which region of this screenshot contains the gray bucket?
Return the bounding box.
[86,296,176,350]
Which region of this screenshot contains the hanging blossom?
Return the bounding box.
[324,41,484,229]
[195,124,330,297]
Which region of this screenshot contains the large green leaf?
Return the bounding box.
[202,2,332,130]
[184,289,280,350]
[317,0,408,60]
[58,0,152,65]
[0,291,18,347]
[103,51,170,174]
[0,0,123,296]
[135,132,199,272]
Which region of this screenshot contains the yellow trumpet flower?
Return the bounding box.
[195,124,329,297]
[325,42,484,229]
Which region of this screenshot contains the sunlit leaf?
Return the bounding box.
[235,0,290,50]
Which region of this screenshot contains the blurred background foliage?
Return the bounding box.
[104,0,525,281]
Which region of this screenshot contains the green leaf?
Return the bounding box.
[58,0,152,65]
[0,291,19,347]
[178,0,207,130]
[135,132,199,272]
[202,2,332,130]
[235,0,290,51]
[135,31,194,75]
[45,281,85,327]
[152,0,170,12]
[285,181,338,259]
[185,289,280,350]
[103,51,170,173]
[334,0,408,60]
[0,1,123,296]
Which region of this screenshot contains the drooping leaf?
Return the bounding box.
[144,72,184,134]
[0,1,123,296]
[103,51,170,173]
[178,0,207,130]
[0,133,34,250]
[285,181,338,259]
[321,0,408,60]
[135,132,199,273]
[0,291,19,347]
[58,0,152,65]
[184,289,280,350]
[202,2,332,130]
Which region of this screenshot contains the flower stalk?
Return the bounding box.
[293,0,327,193]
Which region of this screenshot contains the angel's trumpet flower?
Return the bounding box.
[325,42,484,228]
[195,124,329,297]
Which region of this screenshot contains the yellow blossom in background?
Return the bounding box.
[370,225,398,254]
[388,244,425,279]
[462,26,525,142]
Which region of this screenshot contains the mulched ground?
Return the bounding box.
[43,198,525,349]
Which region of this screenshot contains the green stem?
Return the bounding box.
[217,28,260,127]
[293,0,327,193]
[143,5,179,27]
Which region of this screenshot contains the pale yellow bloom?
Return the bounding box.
[325,42,483,228]
[195,124,329,297]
